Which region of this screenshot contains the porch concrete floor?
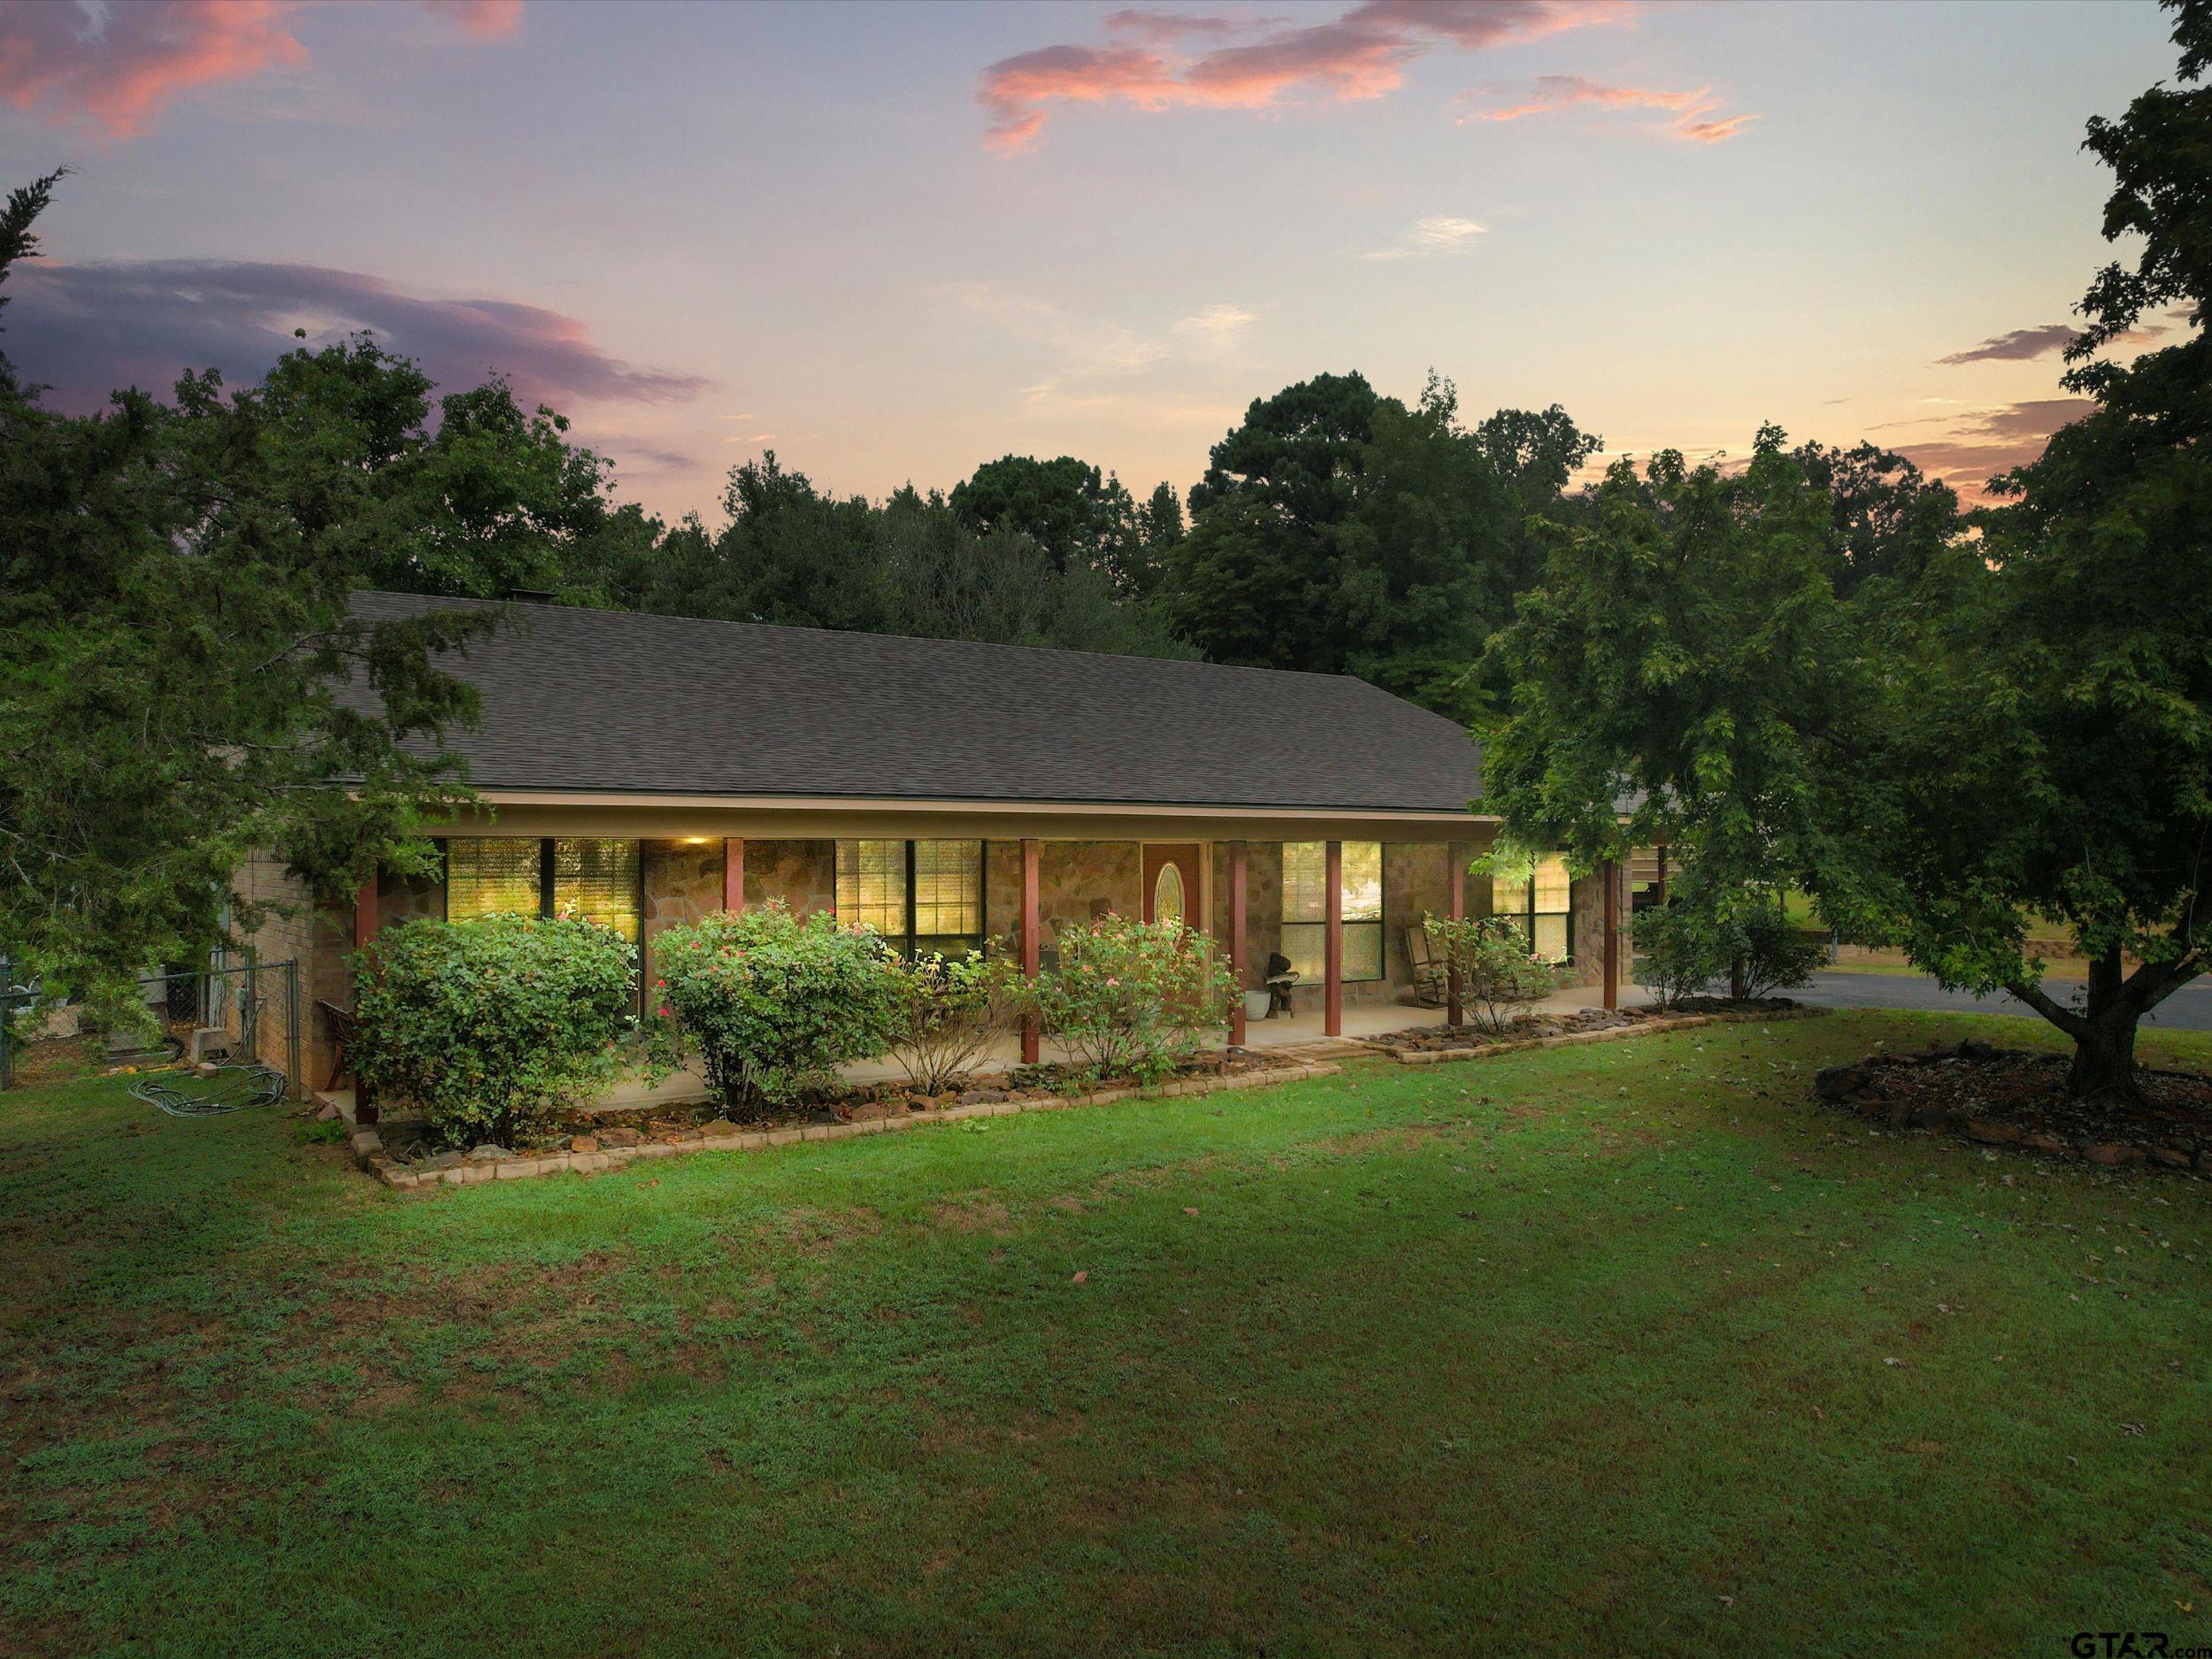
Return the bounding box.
[329,979,1655,1124]
[581,979,1657,1114]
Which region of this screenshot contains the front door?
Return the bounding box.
[1142,843,1201,930]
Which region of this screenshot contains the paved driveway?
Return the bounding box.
[1795,971,2212,1032]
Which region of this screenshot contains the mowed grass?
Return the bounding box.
[4,1013,2210,1659]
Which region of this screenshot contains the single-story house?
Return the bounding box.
[243,593,1637,1100]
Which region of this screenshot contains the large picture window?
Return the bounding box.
[1280,841,1384,984]
[835,840,983,957]
[553,838,641,941]
[1493,852,1573,963]
[445,839,541,922]
[442,838,641,942]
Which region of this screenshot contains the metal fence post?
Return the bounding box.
[286,960,302,1100]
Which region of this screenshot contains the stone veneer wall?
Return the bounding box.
[641,841,725,981]
[982,840,1143,956]
[743,840,835,918]
[1567,865,1630,990]
[1207,842,1284,991]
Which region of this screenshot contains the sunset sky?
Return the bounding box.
[0,0,2181,519]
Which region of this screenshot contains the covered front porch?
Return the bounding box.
[334,798,1639,1117]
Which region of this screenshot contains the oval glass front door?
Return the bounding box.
[1153,862,1185,929]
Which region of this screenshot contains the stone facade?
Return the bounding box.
[641,841,725,981]
[742,839,835,918]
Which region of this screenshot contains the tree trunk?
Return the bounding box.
[2067,1012,2142,1102]
[1729,955,1747,1002]
[2055,942,2147,1102]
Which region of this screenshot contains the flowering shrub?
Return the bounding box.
[1019,914,1236,1083]
[1634,895,1825,1006]
[1422,913,1573,1036]
[885,947,1023,1095]
[652,902,902,1114]
[350,914,641,1146]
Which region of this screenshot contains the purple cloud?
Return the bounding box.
[4,258,706,413]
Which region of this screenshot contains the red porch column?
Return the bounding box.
[722,837,745,913]
[1602,858,1621,1011]
[1227,841,1248,1048]
[350,877,379,1124]
[1324,839,1343,1038]
[1020,837,1041,1065]
[1446,847,1464,1027]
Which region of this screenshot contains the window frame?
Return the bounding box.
[1279,841,1386,985]
[1491,852,1574,964]
[436,837,644,945]
[835,839,986,959]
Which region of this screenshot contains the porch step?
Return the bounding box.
[1253,1038,1379,1064]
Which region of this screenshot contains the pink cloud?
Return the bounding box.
[0,0,522,139]
[0,0,308,139]
[419,0,526,42]
[1891,398,2095,501]
[1463,73,1755,142]
[979,0,1630,151]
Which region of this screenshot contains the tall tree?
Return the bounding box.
[0,179,490,1009]
[1479,1,2212,1101]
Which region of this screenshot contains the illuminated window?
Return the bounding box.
[1280,841,1384,984]
[836,840,982,956]
[836,841,908,941]
[445,839,541,922]
[444,838,641,942]
[553,838,641,941]
[1493,853,1574,963]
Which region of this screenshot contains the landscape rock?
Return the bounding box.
[1962,1118,2022,1146]
[2082,1142,2144,1168]
[568,1135,600,1154]
[2152,1147,2193,1169]
[1815,1064,1870,1102]
[465,1143,511,1162]
[429,1149,465,1171]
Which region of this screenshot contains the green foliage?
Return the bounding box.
[884,948,1024,1095]
[1732,905,1831,999]
[1480,0,2212,1096]
[1422,913,1572,1035]
[349,915,640,1146]
[1019,914,1236,1083]
[652,903,904,1113]
[616,457,1194,658]
[1629,903,1732,1010]
[0,177,501,1010]
[1162,372,1599,717]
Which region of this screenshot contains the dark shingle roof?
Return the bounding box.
[347,592,1485,813]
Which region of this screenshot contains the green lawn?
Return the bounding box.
[4,1014,2209,1658]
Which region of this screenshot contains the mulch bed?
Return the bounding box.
[1816,1040,2212,1173]
[1375,997,1801,1055]
[380,1046,1311,1166]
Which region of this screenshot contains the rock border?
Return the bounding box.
[347,1060,1343,1192]
[1363,1004,1830,1065]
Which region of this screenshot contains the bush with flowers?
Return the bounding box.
[883,945,1025,1095]
[1018,913,1237,1083]
[652,902,904,1115]
[351,913,642,1147]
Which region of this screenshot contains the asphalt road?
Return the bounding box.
[1794,971,2212,1032]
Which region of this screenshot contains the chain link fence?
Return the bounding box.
[0,958,301,1099]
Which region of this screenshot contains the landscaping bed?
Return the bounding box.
[1815,1038,2212,1172]
[353,1046,1335,1189]
[1365,998,1819,1064]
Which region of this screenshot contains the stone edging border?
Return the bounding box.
[1362,1004,1832,1065]
[348,1060,1343,1192]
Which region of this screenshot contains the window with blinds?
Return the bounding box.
[1280,841,1384,984]
[445,839,541,922]
[836,841,908,942]
[1493,852,1573,963]
[553,838,641,941]
[912,840,982,956]
[836,840,983,956]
